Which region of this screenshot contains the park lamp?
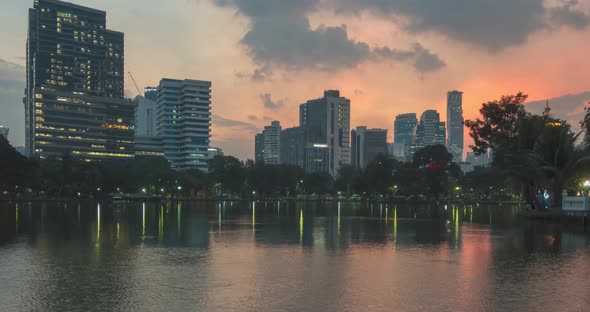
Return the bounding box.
[584,180,590,188]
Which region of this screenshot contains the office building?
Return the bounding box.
[415,110,446,150]
[447,91,464,161]
[208,147,224,159]
[388,142,407,161]
[134,94,157,136]
[280,126,305,168]
[255,133,264,163]
[262,121,281,165]
[394,113,417,161]
[305,144,330,174]
[144,86,157,101]
[24,0,133,160]
[461,150,493,172]
[156,78,211,171]
[300,90,350,176]
[135,135,164,157]
[351,126,387,169]
[0,126,8,140]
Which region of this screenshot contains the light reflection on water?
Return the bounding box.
[0,201,589,312]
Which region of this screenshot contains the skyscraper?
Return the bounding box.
[156,78,211,170]
[415,110,446,150]
[394,113,417,161]
[447,91,464,161]
[300,90,350,176]
[351,126,387,169]
[280,126,305,168]
[134,94,157,136]
[262,121,281,165]
[25,0,133,160]
[255,133,264,163]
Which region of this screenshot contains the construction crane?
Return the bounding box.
[128,72,142,96]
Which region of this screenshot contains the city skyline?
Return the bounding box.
[2,0,590,160]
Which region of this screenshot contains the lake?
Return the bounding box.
[1,201,589,312]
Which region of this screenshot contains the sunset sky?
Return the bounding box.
[1,0,590,160]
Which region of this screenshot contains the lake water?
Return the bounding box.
[1,201,589,312]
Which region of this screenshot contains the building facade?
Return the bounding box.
[134,95,157,136]
[447,91,464,162]
[415,110,446,150]
[351,126,387,169]
[25,0,132,160]
[305,144,330,174]
[254,133,264,163]
[156,78,211,170]
[300,90,350,176]
[135,135,164,157]
[261,121,281,165]
[280,126,305,168]
[394,113,417,161]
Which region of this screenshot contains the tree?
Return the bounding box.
[412,145,455,200]
[0,136,36,195]
[465,92,528,154]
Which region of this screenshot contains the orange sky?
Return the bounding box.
[1,0,589,159]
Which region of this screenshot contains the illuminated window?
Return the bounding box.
[35,117,44,122]
[117,118,123,123]
[35,94,43,99]
[35,109,43,115]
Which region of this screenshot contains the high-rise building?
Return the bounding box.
[305,144,330,174]
[300,90,350,176]
[388,142,407,161]
[134,95,157,136]
[280,126,304,168]
[0,126,8,140]
[135,135,164,157]
[25,0,133,160]
[156,78,211,171]
[394,113,417,161]
[255,133,264,163]
[351,126,387,169]
[144,87,157,101]
[415,110,446,150]
[262,121,281,165]
[447,91,464,161]
[207,147,224,159]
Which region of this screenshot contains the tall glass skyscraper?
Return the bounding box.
[394,113,418,161]
[25,0,133,159]
[300,90,350,176]
[415,110,446,150]
[447,91,464,161]
[156,78,211,171]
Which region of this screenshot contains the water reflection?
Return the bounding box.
[0,201,589,312]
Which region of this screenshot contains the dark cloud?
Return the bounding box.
[334,0,590,52]
[548,0,590,29]
[251,64,273,82]
[526,91,590,132]
[212,114,259,134]
[374,43,445,72]
[259,93,285,110]
[213,0,445,73]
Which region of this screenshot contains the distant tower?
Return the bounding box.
[262,121,281,165]
[415,110,446,150]
[447,91,464,162]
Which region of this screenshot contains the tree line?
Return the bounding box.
[2,92,590,205]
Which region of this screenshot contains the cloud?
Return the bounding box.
[259,93,286,110]
[526,91,590,131]
[0,80,26,146]
[548,0,590,29]
[375,43,445,73]
[0,58,25,80]
[213,0,445,73]
[334,0,590,52]
[247,115,258,120]
[212,114,259,134]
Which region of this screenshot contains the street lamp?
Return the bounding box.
[177,186,182,191]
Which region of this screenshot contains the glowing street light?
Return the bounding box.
[177,186,182,191]
[142,188,147,193]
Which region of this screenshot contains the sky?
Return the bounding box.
[1,0,590,160]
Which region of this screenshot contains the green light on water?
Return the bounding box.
[177,204,181,239]
[299,209,303,244]
[97,203,101,242]
[159,206,164,242]
[252,202,256,230]
[142,203,146,238]
[338,202,341,239]
[15,204,19,233]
